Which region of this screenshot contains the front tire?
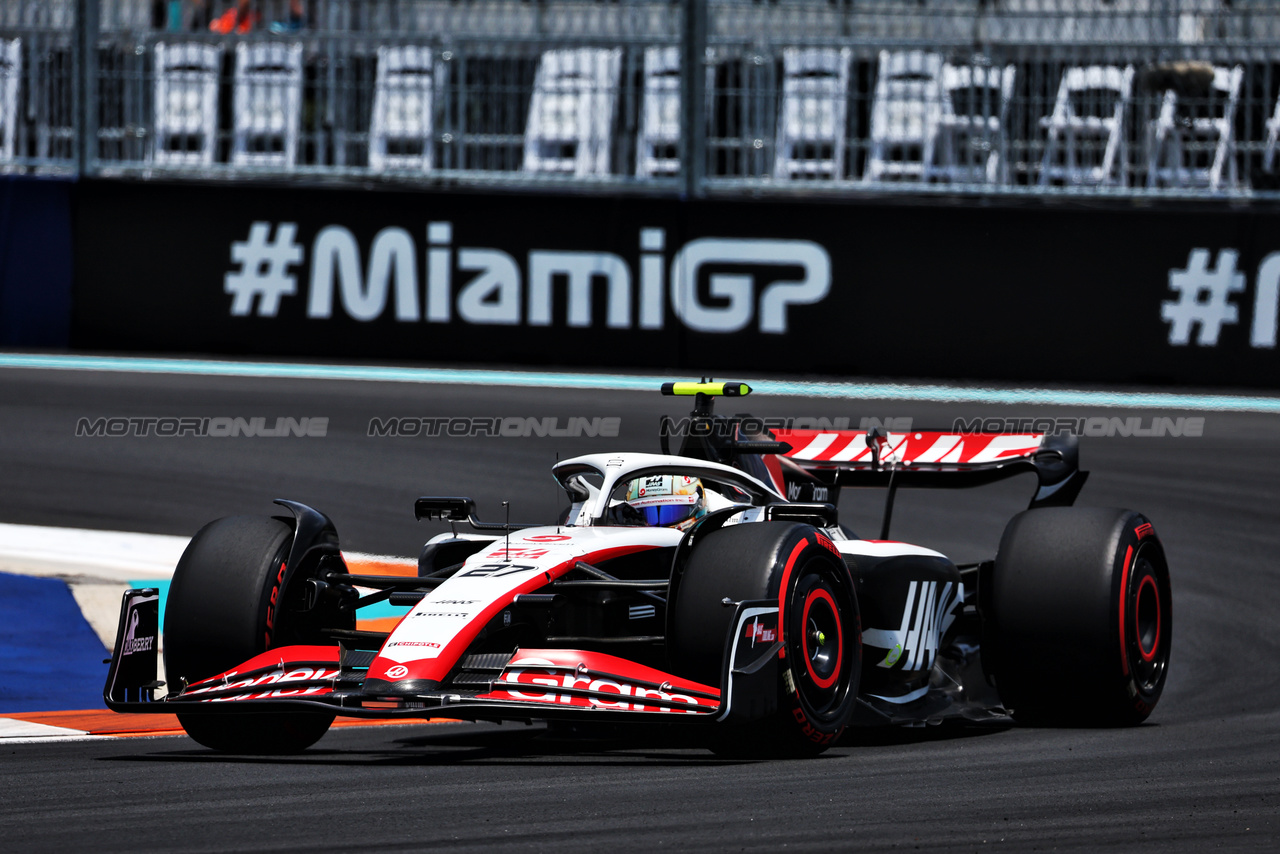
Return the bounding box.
[165,515,346,753]
[669,522,860,757]
[983,507,1172,726]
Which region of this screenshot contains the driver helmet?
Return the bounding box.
[624,474,707,530]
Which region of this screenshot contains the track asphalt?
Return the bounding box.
[0,363,1276,851]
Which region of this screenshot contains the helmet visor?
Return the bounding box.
[640,503,698,527]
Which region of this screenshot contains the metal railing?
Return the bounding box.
[4,0,1280,198]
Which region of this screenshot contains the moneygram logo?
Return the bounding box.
[223,222,831,334]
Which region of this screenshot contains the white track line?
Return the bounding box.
[0,718,103,742]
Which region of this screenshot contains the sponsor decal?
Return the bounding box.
[629,494,696,508]
[864,580,964,672]
[264,560,287,647]
[120,609,155,656]
[185,666,340,701]
[787,482,830,502]
[387,641,442,648]
[485,546,550,560]
[745,616,777,646]
[493,657,713,713]
[223,222,832,336]
[813,532,841,558]
[385,665,410,679]
[200,686,334,702]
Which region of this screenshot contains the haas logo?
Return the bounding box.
[869,580,963,671]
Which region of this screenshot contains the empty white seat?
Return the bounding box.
[927,61,1016,184]
[0,38,18,162]
[232,41,303,169]
[774,47,851,181]
[523,48,622,177]
[1039,65,1134,187]
[153,41,221,166]
[637,46,681,178]
[865,50,944,182]
[1265,92,1280,174]
[369,45,436,173]
[1147,65,1242,191]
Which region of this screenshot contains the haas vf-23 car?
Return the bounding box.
[104,381,1172,757]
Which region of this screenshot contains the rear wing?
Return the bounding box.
[654,380,1088,534]
[775,428,1088,510]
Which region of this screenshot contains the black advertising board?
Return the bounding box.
[72,178,1280,387]
[0,176,72,347]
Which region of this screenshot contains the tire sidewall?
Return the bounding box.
[164,514,343,753]
[987,507,1172,725]
[780,545,861,745]
[164,515,296,686]
[670,522,860,751]
[1114,530,1172,719]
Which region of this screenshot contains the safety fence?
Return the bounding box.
[5,0,1280,197]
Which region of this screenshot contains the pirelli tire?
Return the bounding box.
[984,507,1172,726]
[669,522,860,758]
[164,515,348,753]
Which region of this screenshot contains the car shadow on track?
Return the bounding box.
[840,719,1012,747]
[98,722,792,767]
[98,719,1017,767]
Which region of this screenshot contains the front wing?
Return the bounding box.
[104,588,783,727]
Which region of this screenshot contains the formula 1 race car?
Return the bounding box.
[104,381,1172,757]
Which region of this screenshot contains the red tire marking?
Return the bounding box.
[264,559,287,647]
[814,532,841,558]
[776,540,808,660]
[1136,574,1161,662]
[801,587,841,689]
[1118,545,1134,677]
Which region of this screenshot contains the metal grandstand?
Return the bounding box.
[5,0,1280,198]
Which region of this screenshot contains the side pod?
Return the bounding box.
[104,588,161,706]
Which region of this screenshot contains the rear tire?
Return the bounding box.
[983,507,1171,726]
[165,515,343,753]
[669,522,860,757]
